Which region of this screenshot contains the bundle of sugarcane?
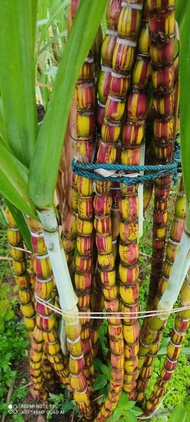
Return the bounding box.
[146,0,176,308]
[26,216,70,400]
[3,207,36,334]
[136,176,186,402]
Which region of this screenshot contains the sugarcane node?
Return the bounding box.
[123,379,136,392]
[119,295,139,310]
[149,29,175,44]
[125,368,139,381]
[111,369,124,383]
[102,283,118,300]
[149,8,175,30]
[75,287,91,297]
[104,297,119,312]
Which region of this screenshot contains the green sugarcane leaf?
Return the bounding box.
[0,143,37,219]
[0,0,38,168]
[179,1,190,231]
[176,0,186,27]
[29,0,108,208]
[168,402,188,422]
[5,200,32,251]
[0,98,8,144]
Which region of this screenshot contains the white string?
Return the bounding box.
[34,294,190,321]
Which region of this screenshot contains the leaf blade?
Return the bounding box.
[0,143,37,219]
[0,0,38,167]
[29,0,108,208]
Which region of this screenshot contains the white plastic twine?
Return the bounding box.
[34,294,190,321]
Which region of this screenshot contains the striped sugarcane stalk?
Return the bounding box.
[41,351,59,393]
[146,0,176,307]
[136,0,178,397]
[74,74,96,383]
[136,176,186,402]
[143,271,190,415]
[38,206,94,420]
[3,207,36,335]
[93,2,127,421]
[26,216,70,399]
[116,1,151,397]
[69,0,99,387]
[90,269,105,358]
[59,4,96,418]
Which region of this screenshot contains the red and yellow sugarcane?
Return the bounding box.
[26,216,70,400]
[93,2,127,420]
[146,0,176,308]
[74,63,96,384]
[3,207,36,334]
[144,272,190,415]
[69,0,98,387]
[116,0,151,397]
[136,177,186,402]
[61,2,96,418]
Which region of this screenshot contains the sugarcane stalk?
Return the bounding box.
[93,2,126,421]
[70,0,98,387]
[37,208,93,420]
[3,206,36,334]
[143,271,190,415]
[136,177,186,402]
[146,0,177,308]
[26,215,70,399]
[116,0,152,397]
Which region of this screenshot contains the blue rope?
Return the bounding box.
[72,160,178,186]
[72,133,182,186]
